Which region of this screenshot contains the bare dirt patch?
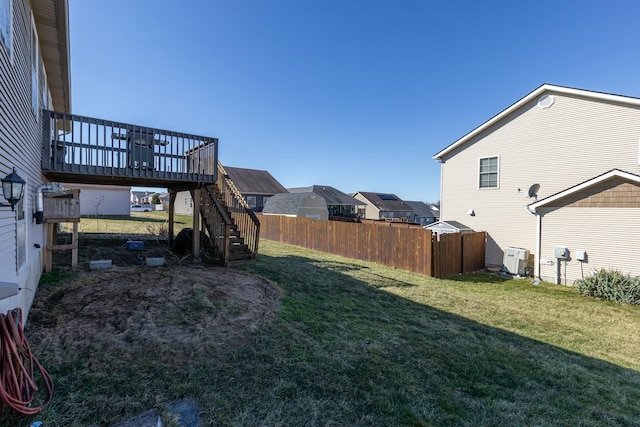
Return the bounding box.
[28,265,281,362]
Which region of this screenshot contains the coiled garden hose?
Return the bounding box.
[0,308,53,415]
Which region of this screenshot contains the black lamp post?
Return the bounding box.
[1,168,26,211]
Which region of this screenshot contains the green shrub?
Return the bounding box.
[575,268,640,304]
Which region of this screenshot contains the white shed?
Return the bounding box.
[425,220,473,235]
[63,183,131,216]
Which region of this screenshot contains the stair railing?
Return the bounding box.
[199,187,232,266]
[215,163,260,259]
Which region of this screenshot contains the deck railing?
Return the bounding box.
[42,110,218,186]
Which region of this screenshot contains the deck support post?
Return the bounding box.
[192,188,201,260]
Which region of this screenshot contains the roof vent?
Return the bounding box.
[537,94,555,109]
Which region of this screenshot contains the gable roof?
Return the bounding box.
[528,169,640,211]
[404,201,436,218]
[223,166,288,195]
[288,185,365,206]
[354,192,412,212]
[262,192,326,215]
[433,84,640,161]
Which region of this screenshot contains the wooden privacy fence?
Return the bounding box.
[259,215,486,278]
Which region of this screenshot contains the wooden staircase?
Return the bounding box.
[196,163,260,266]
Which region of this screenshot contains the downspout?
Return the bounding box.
[33,184,54,224]
[436,157,444,219]
[526,203,541,279]
[535,212,541,279]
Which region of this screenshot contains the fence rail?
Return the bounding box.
[259,215,486,278]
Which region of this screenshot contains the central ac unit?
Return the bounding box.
[503,247,529,276]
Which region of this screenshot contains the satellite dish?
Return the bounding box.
[527,184,540,198]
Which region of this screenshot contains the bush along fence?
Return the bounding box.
[258,215,486,278]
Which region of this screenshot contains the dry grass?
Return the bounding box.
[61,211,193,236]
[7,239,640,426]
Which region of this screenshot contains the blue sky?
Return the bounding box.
[69,0,640,203]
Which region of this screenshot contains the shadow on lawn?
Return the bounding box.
[313,259,418,289]
[231,252,640,426]
[18,242,640,426]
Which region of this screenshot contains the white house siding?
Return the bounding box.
[439,92,640,267]
[0,0,55,318]
[174,190,194,215]
[64,183,131,216]
[538,207,640,284]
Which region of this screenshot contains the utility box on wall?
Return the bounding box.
[554,246,569,260]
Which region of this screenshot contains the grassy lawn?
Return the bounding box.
[14,239,640,426]
[60,211,193,236]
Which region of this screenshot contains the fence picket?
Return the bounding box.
[258,215,485,278]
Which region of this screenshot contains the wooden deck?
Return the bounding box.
[42,110,218,188]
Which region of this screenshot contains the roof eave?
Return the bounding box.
[433,84,640,161]
[528,169,640,210]
[32,0,71,113]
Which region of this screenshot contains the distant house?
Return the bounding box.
[288,185,365,218]
[174,191,195,215]
[131,190,158,204]
[352,192,413,221]
[262,192,328,220]
[174,166,287,215]
[405,201,438,225]
[63,183,130,216]
[224,166,288,212]
[433,83,640,284]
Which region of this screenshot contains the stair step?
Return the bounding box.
[228,251,255,261]
[200,183,258,266]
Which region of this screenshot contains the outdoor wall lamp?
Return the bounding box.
[1,168,26,211]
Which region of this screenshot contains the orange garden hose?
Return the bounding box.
[0,308,53,416]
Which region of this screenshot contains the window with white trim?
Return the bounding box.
[479,156,499,188]
[246,196,257,208]
[0,0,10,55]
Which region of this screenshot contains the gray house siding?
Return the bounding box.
[437,88,640,269]
[0,0,62,317]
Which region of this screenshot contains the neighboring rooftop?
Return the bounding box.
[354,192,412,212]
[288,185,365,206]
[404,201,437,218]
[223,166,288,195]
